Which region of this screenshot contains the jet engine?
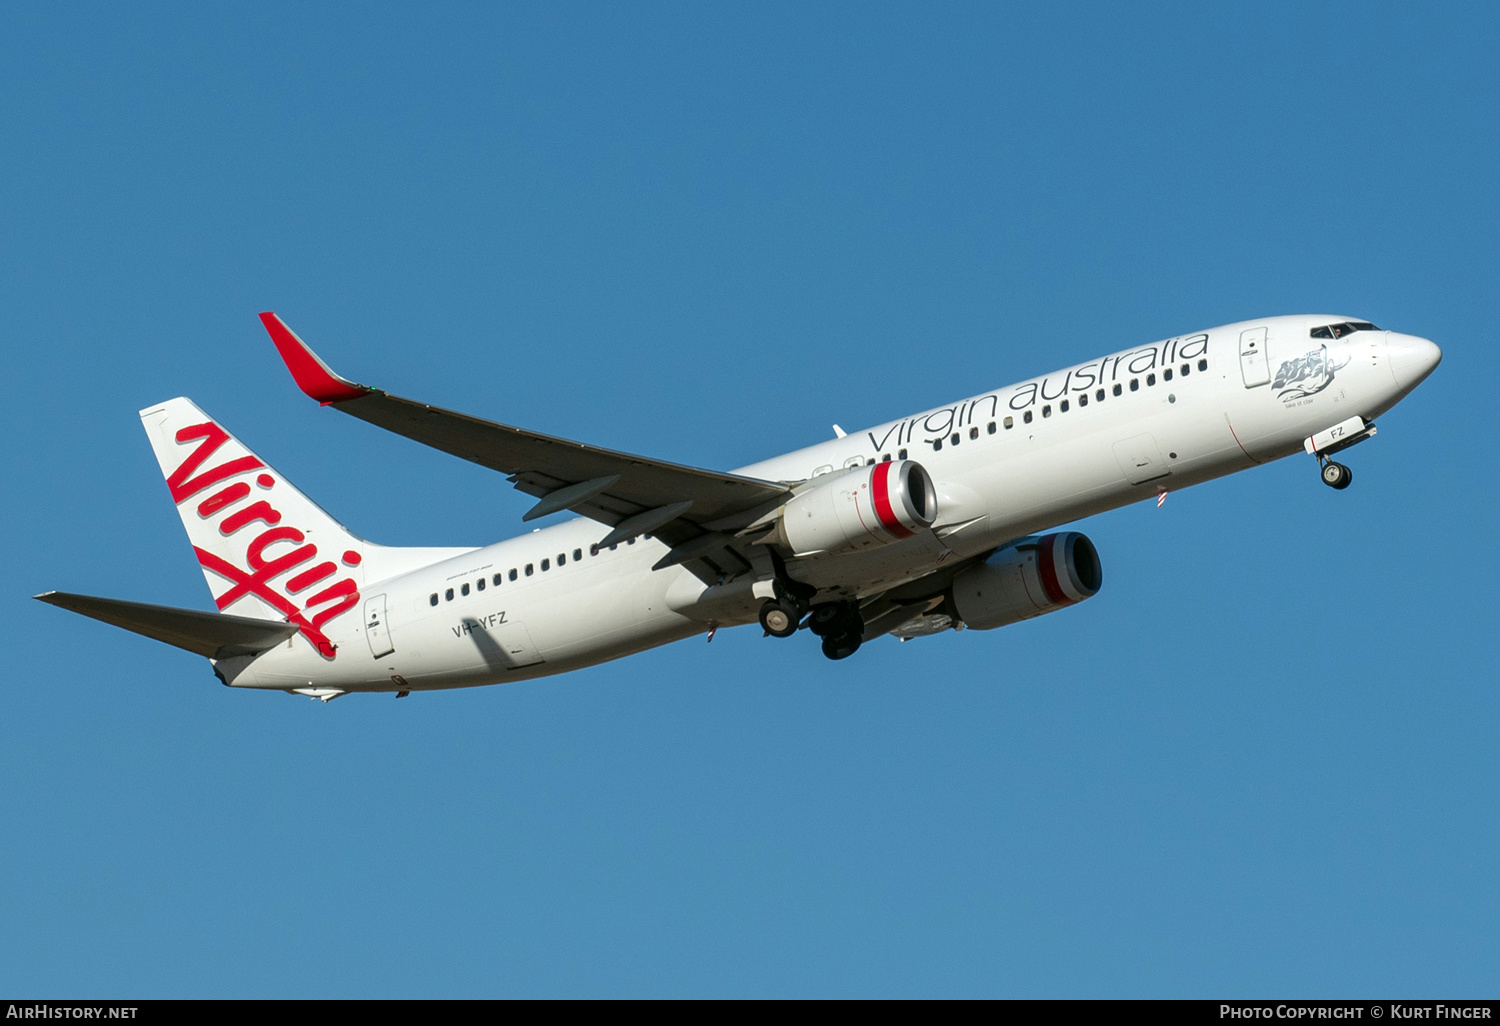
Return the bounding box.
[949,532,1102,630]
[775,460,938,557]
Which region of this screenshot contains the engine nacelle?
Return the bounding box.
[776,460,938,557]
[949,532,1102,630]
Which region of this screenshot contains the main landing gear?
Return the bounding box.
[758,592,867,660]
[758,572,813,639]
[1320,460,1353,490]
[758,595,803,638]
[808,602,865,661]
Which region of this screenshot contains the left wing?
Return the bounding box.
[260,313,792,572]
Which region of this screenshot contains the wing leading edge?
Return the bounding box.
[259,313,792,575]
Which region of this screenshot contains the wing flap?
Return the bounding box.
[36,591,298,660]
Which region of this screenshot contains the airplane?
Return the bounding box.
[37,313,1441,701]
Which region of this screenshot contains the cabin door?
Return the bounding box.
[1239,327,1271,387]
[364,594,395,658]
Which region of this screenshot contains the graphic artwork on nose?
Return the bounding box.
[1273,344,1351,402]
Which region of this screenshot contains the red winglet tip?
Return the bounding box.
[258,312,370,404]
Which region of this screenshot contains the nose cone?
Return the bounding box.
[1387,333,1442,391]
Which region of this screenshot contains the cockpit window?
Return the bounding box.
[1311,321,1380,339]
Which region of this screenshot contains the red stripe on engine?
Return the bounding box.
[870,461,915,539]
[1036,533,1073,606]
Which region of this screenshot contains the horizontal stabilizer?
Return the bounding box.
[35,591,298,660]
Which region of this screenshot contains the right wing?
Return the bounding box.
[260,313,794,576]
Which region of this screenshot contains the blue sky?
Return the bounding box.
[3,2,1496,997]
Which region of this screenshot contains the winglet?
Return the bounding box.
[259,312,371,404]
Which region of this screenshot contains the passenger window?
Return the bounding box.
[445,588,454,601]
[1004,416,1013,429]
[1078,394,1088,407]
[1147,373,1156,386]
[574,549,582,561]
[430,593,438,606]
[541,559,550,571]
[1060,399,1069,412]
[1181,363,1190,376]
[477,578,485,591]
[1042,405,1051,418]
[1114,384,1123,396]
[949,433,959,445]
[1096,389,1105,401]
[1198,359,1207,371]
[610,544,618,551]
[461,583,470,596]
[898,448,908,460]
[493,573,502,586]
[987,421,996,434]
[590,544,600,556]
[933,438,943,451]
[1023,410,1033,424]
[557,553,565,566]
[867,458,875,466]
[1130,379,1139,391]
[970,427,979,440]
[1163,368,1173,381]
[627,538,635,545]
[525,564,533,576]
[509,568,518,581]
[881,453,892,462]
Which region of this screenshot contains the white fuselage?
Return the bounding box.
[221,315,1438,695]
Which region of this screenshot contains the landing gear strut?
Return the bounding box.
[1320,460,1352,490]
[758,554,816,639]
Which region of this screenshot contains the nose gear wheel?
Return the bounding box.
[1320,461,1352,490]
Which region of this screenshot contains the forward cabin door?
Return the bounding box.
[364,593,395,658]
[1239,326,1271,387]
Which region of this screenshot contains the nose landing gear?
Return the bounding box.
[1305,415,1375,492]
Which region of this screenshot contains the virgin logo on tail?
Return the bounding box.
[169,421,359,658]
